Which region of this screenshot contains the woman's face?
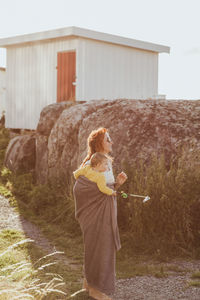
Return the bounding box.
[102,132,113,154]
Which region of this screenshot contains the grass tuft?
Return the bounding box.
[191,271,200,279]
[0,239,68,299]
[188,281,200,288]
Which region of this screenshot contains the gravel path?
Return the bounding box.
[113,272,200,299]
[1,195,200,299]
[0,195,76,268]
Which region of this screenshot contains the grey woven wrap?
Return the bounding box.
[73,175,121,295]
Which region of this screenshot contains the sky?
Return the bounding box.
[0,0,199,100]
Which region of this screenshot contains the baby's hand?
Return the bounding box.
[112,191,117,196]
[116,172,128,186]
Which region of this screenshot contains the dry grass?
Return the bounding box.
[191,271,200,279]
[0,231,68,299]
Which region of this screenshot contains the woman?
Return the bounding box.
[73,127,127,300]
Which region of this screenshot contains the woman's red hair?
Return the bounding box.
[82,127,108,166]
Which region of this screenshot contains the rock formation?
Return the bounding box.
[35,101,76,183]
[4,99,200,184]
[4,134,36,173]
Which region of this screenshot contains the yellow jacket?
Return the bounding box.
[73,165,114,196]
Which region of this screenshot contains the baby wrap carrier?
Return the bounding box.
[73,175,121,294]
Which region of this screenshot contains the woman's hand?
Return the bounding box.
[115,171,128,188]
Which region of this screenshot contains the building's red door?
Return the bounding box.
[57,51,76,102]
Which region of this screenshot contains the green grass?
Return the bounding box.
[0,229,86,299]
[0,184,12,198]
[166,264,188,274]
[188,281,200,287]
[187,271,200,289]
[116,234,189,279]
[117,257,168,279]
[191,271,200,279]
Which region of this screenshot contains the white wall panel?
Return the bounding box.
[77,38,158,101]
[5,38,78,129]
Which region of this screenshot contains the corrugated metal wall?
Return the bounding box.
[77,38,158,101]
[5,38,77,129]
[0,69,6,116]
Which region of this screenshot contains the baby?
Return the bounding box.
[73,152,116,196]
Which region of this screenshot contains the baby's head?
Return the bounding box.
[90,152,109,172]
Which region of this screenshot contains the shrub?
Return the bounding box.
[118,144,200,256]
[28,178,80,235]
[11,173,34,203]
[190,200,200,248]
[0,126,10,169]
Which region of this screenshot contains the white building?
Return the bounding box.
[0,26,170,129]
[0,67,6,118]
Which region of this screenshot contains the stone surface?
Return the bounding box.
[36,101,75,136]
[35,99,200,184]
[4,99,200,183]
[4,134,36,173]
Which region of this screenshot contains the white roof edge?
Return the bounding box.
[0,26,170,53]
